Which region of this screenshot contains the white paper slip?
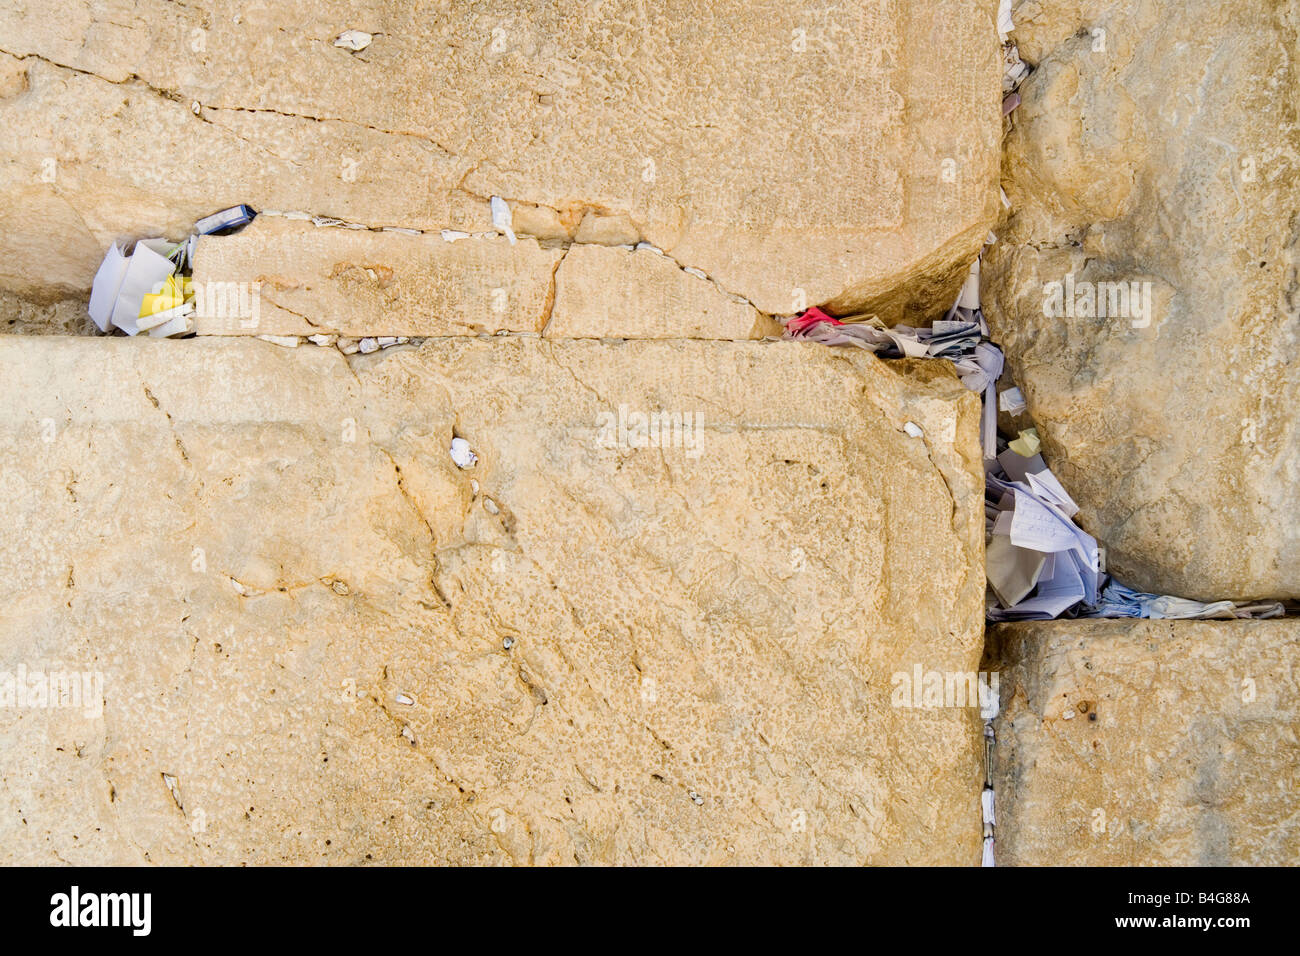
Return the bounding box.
[135,300,191,333]
[987,534,1046,607]
[1009,490,1078,552]
[998,448,1046,484]
[88,243,129,332]
[110,240,178,335]
[998,386,1026,414]
[146,309,194,337]
[1027,468,1080,517]
[1005,552,1086,618]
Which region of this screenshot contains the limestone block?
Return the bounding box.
[0,336,985,864]
[191,217,563,336]
[984,0,1300,599]
[0,0,1003,320]
[547,244,782,339]
[990,620,1300,866]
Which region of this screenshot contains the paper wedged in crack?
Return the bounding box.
[989,619,1300,866]
[0,0,1001,321]
[0,336,983,865]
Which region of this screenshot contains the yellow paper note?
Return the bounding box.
[1008,427,1040,457]
[139,273,186,318]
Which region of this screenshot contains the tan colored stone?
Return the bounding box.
[573,211,640,247]
[0,336,985,865]
[547,245,781,339]
[0,0,1002,321]
[0,289,94,335]
[191,217,563,336]
[0,59,465,301]
[990,620,1300,866]
[511,203,570,241]
[985,0,1300,599]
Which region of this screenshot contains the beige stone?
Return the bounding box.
[511,203,570,242]
[573,211,640,247]
[0,336,985,865]
[0,0,1002,322]
[547,244,782,339]
[985,0,1300,599]
[192,217,563,336]
[989,620,1300,866]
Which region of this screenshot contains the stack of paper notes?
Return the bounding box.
[88,237,197,337]
[985,440,1285,620]
[984,446,1103,620]
[87,207,254,337]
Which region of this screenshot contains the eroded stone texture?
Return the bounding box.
[985,0,1300,599]
[548,244,783,340]
[0,336,984,865]
[192,217,563,336]
[990,619,1300,866]
[0,0,1002,321]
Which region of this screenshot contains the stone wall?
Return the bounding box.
[0,0,1003,325]
[990,619,1300,866]
[0,336,985,864]
[985,0,1300,600]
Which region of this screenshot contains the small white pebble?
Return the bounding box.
[229,577,250,596]
[1062,708,1075,720]
[634,241,663,255]
[376,336,398,347]
[400,725,416,743]
[383,227,422,235]
[440,229,471,242]
[331,580,350,595]
[469,478,480,495]
[483,497,500,515]
[337,340,360,355]
[688,790,704,805]
[190,100,201,115]
[450,437,477,469]
[307,333,337,347]
[903,421,924,438]
[334,29,373,52]
[358,337,379,354]
[683,266,709,280]
[502,636,515,650]
[395,336,409,344]
[257,334,300,348]
[395,692,415,706]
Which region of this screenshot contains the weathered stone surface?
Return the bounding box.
[548,244,782,340]
[985,0,1300,599]
[192,217,563,336]
[0,289,94,335]
[0,0,1002,322]
[0,336,984,865]
[989,619,1300,866]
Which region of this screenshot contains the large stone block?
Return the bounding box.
[192,217,563,336]
[985,0,1300,599]
[990,620,1300,866]
[0,336,985,864]
[0,0,1002,320]
[547,244,782,340]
